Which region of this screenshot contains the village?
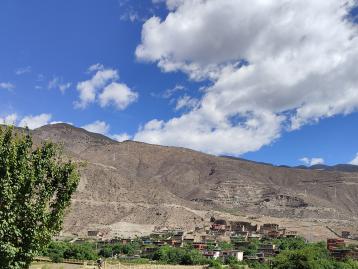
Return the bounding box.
[68,217,358,264]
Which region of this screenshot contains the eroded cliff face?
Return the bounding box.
[31,123,358,235]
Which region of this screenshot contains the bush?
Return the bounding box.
[63,243,98,260]
[42,241,98,261]
[272,242,338,269]
[208,259,223,269]
[152,245,207,265]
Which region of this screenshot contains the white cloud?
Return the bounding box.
[48,78,59,89]
[15,66,31,75]
[75,65,138,110]
[135,111,284,155]
[300,157,325,166]
[75,68,118,109]
[120,11,141,22]
[99,82,138,110]
[175,95,199,111]
[48,77,72,93]
[1,113,53,129]
[59,83,71,93]
[151,84,186,99]
[0,114,18,125]
[0,82,15,90]
[81,121,110,135]
[88,63,104,73]
[163,84,185,98]
[349,153,358,165]
[50,121,73,125]
[18,114,52,129]
[134,0,358,155]
[111,133,131,142]
[152,0,185,10]
[81,120,132,142]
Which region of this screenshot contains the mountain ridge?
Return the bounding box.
[6,123,357,240]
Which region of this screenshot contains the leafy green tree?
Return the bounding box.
[122,241,141,255]
[242,239,259,256]
[272,243,335,269]
[112,243,124,255]
[181,249,205,265]
[208,259,223,269]
[63,243,97,260]
[273,237,306,251]
[42,241,68,263]
[153,245,206,265]
[99,245,113,258]
[0,127,80,269]
[218,241,233,250]
[206,242,217,251]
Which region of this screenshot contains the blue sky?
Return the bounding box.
[1,0,358,166]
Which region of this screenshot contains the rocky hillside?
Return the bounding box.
[30,124,358,237]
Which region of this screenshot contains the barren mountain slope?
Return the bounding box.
[32,124,358,236]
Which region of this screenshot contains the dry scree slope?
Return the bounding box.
[31,123,358,237]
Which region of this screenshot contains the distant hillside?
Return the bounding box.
[222,155,358,173]
[303,164,358,173]
[19,123,358,237]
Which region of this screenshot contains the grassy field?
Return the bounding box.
[30,262,86,269]
[30,262,206,269]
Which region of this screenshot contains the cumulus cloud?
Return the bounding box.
[75,65,138,110]
[18,114,52,129]
[300,157,325,166]
[75,68,118,108]
[0,82,15,90]
[134,0,358,155]
[0,114,18,125]
[175,95,199,111]
[112,133,131,142]
[81,120,132,142]
[99,82,138,110]
[81,120,110,135]
[350,153,358,165]
[1,113,53,129]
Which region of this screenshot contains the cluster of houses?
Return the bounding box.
[327,238,358,261]
[208,219,298,240]
[84,218,358,262]
[86,218,299,262]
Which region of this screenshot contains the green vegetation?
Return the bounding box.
[43,241,98,261]
[233,238,260,256]
[0,127,80,269]
[271,236,307,251]
[217,241,233,251]
[273,242,358,269]
[99,240,141,257]
[151,245,207,265]
[40,237,358,269]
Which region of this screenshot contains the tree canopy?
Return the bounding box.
[0,127,80,269]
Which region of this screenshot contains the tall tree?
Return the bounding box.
[0,127,80,269]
